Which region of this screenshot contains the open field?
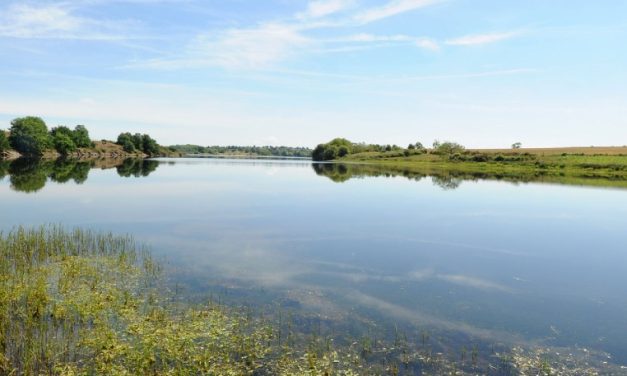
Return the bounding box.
[468,146,627,155]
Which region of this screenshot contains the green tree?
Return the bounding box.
[407,143,416,150]
[433,140,465,155]
[312,144,326,161]
[131,133,144,151]
[0,130,9,153]
[8,116,52,156]
[338,145,350,157]
[141,134,159,155]
[117,132,136,153]
[512,142,522,149]
[72,125,92,148]
[323,145,338,160]
[53,132,77,155]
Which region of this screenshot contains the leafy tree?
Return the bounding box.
[131,133,144,151]
[312,144,326,161]
[116,132,160,155]
[512,142,522,149]
[53,132,77,155]
[432,140,465,155]
[8,116,52,156]
[338,145,350,157]
[141,134,159,155]
[323,145,338,160]
[0,130,9,153]
[50,126,73,137]
[312,138,353,161]
[72,125,92,148]
[415,142,424,149]
[117,133,136,152]
[407,144,416,150]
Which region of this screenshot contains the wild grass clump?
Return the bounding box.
[0,225,361,375]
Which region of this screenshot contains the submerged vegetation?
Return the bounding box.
[0,226,278,375]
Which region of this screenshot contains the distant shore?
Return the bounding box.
[0,140,171,161]
[334,146,627,181]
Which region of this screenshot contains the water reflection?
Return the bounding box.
[1,157,627,370]
[0,158,158,193]
[313,162,627,190]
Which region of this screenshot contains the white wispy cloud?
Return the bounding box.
[134,23,312,70]
[0,2,134,40]
[331,33,439,51]
[415,37,440,51]
[299,0,355,19]
[445,31,521,46]
[191,24,311,69]
[340,33,411,42]
[354,0,441,24]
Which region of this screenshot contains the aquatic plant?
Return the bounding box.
[0,226,367,375]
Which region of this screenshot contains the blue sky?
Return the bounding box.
[0,0,626,147]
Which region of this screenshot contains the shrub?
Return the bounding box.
[449,153,464,161]
[0,130,9,153]
[472,154,489,162]
[8,116,52,156]
[72,125,92,148]
[338,145,349,157]
[432,140,465,155]
[53,132,77,155]
[323,145,338,160]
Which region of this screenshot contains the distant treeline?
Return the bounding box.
[1,116,162,157]
[168,144,312,157]
[312,138,474,161]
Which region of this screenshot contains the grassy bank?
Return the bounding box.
[338,147,627,183]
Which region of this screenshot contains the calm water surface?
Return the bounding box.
[1,158,627,364]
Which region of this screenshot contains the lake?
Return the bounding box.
[1,157,626,370]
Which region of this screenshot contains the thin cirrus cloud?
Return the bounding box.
[445,31,522,46]
[299,0,356,19]
[135,0,445,70]
[0,2,133,40]
[354,0,442,24]
[139,23,313,70]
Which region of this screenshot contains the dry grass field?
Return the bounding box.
[469,146,627,155]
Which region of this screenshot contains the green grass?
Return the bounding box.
[334,150,627,188]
